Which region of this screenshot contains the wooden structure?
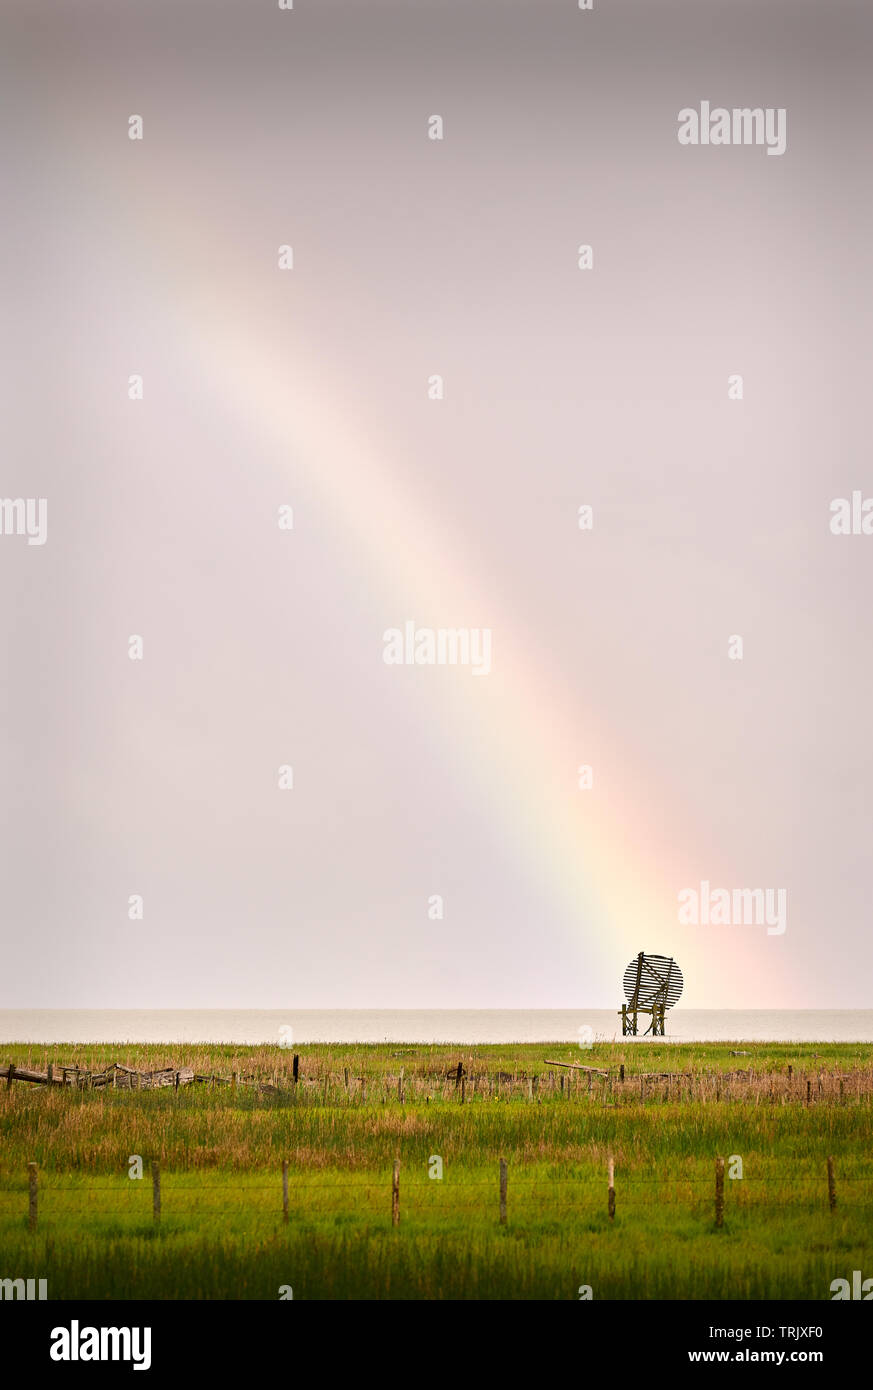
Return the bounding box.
[619,952,683,1035]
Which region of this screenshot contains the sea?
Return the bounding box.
[1,1010,872,1045]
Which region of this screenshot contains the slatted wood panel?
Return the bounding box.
[623,953,683,1011]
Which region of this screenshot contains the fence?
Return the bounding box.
[4,1058,873,1107]
[6,1156,870,1233]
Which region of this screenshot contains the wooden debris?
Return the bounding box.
[543,1060,609,1076]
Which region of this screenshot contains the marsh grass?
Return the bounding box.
[1,1041,871,1299]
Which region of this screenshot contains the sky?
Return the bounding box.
[1,0,871,1010]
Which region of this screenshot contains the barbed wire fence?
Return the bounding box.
[3,1157,871,1232]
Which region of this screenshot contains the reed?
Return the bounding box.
[1,1041,870,1299]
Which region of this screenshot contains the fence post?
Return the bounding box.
[6,1063,14,1090]
[282,1160,289,1224]
[499,1159,508,1225]
[391,1159,400,1227]
[152,1161,161,1225]
[47,1063,53,1086]
[607,1156,615,1221]
[715,1156,725,1228]
[293,1055,299,1085]
[827,1156,837,1213]
[398,1069,404,1104]
[28,1163,37,1232]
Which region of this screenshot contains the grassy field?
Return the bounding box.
[1,1040,871,1300]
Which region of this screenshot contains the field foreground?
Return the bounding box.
[1,1040,871,1300]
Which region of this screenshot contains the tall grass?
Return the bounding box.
[1,1042,870,1299]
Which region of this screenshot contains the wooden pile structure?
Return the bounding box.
[620,951,683,1036]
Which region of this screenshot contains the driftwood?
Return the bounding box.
[631,1071,689,1080]
[2,1065,55,1086]
[543,1060,609,1076]
[0,1062,260,1092]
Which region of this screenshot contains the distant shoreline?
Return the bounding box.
[3,1007,873,1046]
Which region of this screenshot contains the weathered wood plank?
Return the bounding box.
[1,1065,49,1085]
[543,1060,609,1076]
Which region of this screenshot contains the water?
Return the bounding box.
[1,1009,872,1045]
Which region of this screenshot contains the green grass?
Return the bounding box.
[1,1041,871,1299]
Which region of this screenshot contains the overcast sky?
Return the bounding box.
[1,0,871,1010]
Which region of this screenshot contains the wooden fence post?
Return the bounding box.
[398,1069,404,1104]
[47,1063,53,1086]
[499,1159,508,1225]
[282,1160,289,1224]
[152,1161,161,1224]
[827,1156,837,1213]
[6,1063,14,1090]
[292,1055,299,1084]
[607,1156,615,1221]
[715,1156,725,1228]
[391,1159,400,1227]
[28,1163,38,1232]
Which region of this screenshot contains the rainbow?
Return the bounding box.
[50,87,798,1010]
